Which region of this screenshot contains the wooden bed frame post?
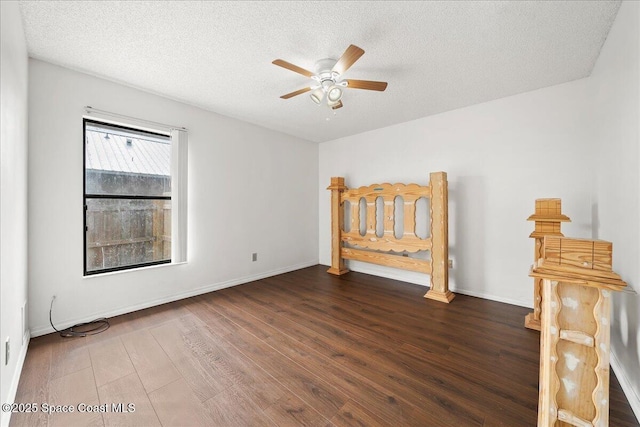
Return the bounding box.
[327,177,349,275]
[525,199,570,330]
[530,237,626,427]
[424,171,454,303]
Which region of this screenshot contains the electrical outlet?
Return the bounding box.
[252,253,258,262]
[448,259,454,269]
[5,337,9,365]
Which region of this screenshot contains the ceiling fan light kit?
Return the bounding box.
[327,86,343,103]
[310,88,324,104]
[273,44,388,111]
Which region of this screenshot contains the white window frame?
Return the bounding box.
[83,115,187,276]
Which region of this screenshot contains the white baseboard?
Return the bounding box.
[610,348,640,424]
[1,332,30,427]
[30,260,318,337]
[451,287,532,309]
[337,262,533,308]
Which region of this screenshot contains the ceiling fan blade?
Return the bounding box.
[332,45,365,75]
[280,87,312,99]
[272,59,314,78]
[345,79,388,91]
[331,100,343,110]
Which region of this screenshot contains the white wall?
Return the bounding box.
[590,1,640,418]
[0,2,29,426]
[319,78,594,307]
[28,59,319,335]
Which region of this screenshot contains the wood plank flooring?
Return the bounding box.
[10,266,639,426]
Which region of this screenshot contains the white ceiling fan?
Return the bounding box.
[273,44,388,110]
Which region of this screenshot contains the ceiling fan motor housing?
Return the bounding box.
[315,58,338,75]
[313,58,341,90]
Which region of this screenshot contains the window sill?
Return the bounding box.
[83,261,187,279]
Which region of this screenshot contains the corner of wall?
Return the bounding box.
[0,1,30,424]
[588,1,640,422]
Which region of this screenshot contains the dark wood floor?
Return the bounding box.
[10,265,639,426]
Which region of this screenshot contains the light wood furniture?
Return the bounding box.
[526,199,571,330]
[530,237,627,427]
[327,172,453,303]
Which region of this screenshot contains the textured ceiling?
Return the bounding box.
[19,1,621,143]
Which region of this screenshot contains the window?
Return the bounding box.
[84,119,173,275]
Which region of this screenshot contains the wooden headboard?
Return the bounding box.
[327,171,453,303]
